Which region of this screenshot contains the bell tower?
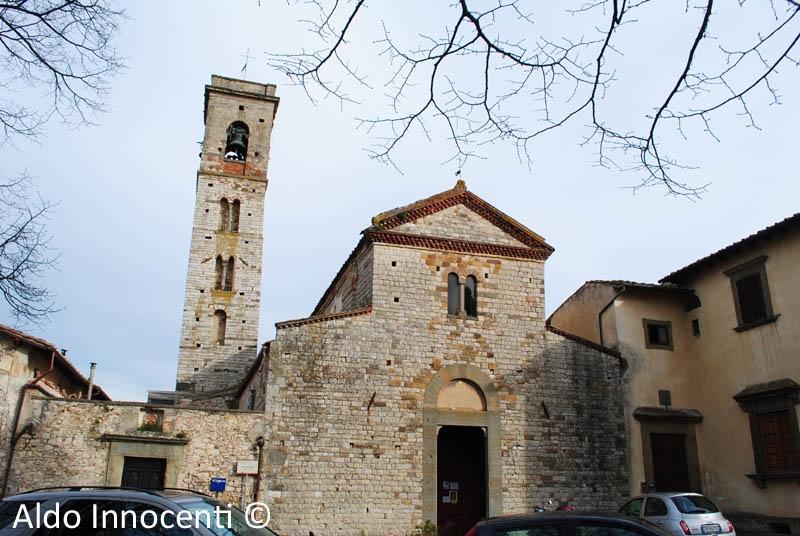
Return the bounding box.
[175,75,279,400]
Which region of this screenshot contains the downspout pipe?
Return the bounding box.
[2,350,57,497]
[598,286,626,348]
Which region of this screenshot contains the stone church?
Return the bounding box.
[4,76,628,536]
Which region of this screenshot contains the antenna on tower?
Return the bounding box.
[240,48,255,80]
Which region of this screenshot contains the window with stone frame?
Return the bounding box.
[724,256,777,331]
[465,275,478,317]
[447,273,460,315]
[224,256,235,291]
[734,379,800,486]
[219,198,230,231]
[214,255,224,290]
[447,273,479,317]
[642,319,673,351]
[213,309,227,345]
[219,197,241,233]
[231,199,241,232]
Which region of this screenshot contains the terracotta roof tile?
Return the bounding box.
[546,324,622,359]
[0,324,110,400]
[369,231,552,260]
[586,280,693,292]
[276,306,373,330]
[370,180,553,252]
[660,212,800,283]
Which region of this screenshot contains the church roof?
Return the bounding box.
[368,179,554,252]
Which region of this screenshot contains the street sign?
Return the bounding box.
[209,477,227,492]
[236,460,259,475]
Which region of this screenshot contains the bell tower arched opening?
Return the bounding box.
[224,121,249,161]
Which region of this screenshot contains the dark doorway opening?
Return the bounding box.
[651,433,690,491]
[121,456,166,490]
[437,426,486,536]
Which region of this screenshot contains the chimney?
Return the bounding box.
[87,362,97,400]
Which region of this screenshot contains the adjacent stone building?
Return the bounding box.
[0,324,110,495]
[550,214,800,530]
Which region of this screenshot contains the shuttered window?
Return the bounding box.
[734,379,800,485]
[725,256,776,331]
[758,411,799,474]
[736,273,768,325]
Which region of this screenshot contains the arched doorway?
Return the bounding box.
[423,365,502,536]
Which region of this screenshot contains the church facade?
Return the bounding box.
[239,182,630,535]
[3,75,630,536]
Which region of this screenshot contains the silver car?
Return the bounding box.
[620,492,736,536]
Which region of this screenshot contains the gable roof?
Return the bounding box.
[660,212,800,283]
[310,180,553,317]
[369,180,554,252]
[0,324,111,401]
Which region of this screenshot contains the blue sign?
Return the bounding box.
[209,477,227,492]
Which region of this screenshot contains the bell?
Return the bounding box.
[225,125,248,160]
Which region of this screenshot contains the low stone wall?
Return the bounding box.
[7,398,265,506]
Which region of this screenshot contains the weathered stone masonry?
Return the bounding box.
[2,76,631,536]
[176,76,279,397]
[8,398,264,505]
[250,184,629,535]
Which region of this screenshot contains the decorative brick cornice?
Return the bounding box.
[371,183,553,252]
[276,306,373,330]
[546,324,621,358]
[368,231,552,260]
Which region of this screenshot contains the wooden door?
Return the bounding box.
[651,433,690,492]
[437,426,486,536]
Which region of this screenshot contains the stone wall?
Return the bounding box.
[394,204,527,247]
[315,245,374,316]
[0,334,100,491]
[7,398,265,506]
[260,241,628,536]
[238,344,270,411]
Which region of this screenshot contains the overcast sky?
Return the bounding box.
[1,1,798,401]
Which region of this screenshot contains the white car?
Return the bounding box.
[620,492,736,536]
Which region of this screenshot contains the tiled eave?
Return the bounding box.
[371,186,553,252]
[546,324,622,359]
[276,307,373,330]
[369,231,552,260]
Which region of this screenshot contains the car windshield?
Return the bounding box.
[671,495,720,514]
[0,500,41,529]
[180,498,278,536]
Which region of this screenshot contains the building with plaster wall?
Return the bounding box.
[550,214,800,529]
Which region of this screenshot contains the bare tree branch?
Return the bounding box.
[0,172,59,324]
[268,0,800,196]
[0,0,125,143]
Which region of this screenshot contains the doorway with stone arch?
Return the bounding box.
[422,364,502,536]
